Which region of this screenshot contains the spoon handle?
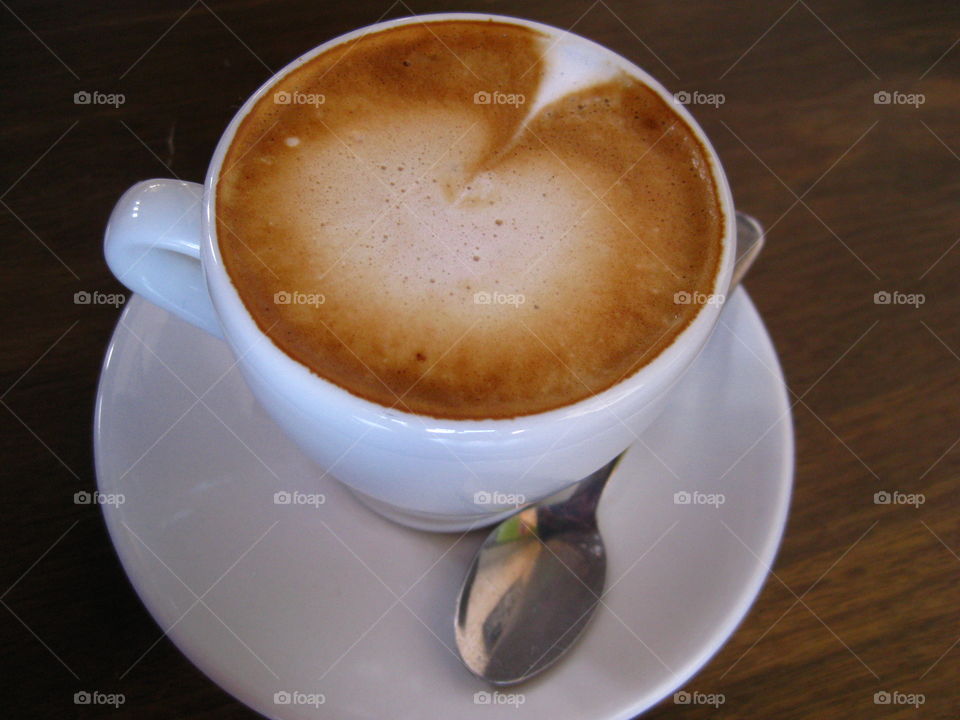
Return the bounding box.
[732,212,765,290]
[566,452,626,511]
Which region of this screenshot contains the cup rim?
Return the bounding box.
[201,11,736,429]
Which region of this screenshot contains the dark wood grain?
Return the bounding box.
[2,1,958,717]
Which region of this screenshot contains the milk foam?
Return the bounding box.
[523,32,623,121]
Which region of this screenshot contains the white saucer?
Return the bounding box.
[94,290,793,719]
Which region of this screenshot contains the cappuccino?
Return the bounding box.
[218,20,724,419]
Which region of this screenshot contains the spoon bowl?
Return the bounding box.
[454,455,621,685]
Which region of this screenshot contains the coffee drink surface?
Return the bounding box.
[218,20,724,419]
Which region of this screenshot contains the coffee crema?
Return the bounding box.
[217,20,724,419]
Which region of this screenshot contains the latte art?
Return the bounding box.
[217,20,724,419]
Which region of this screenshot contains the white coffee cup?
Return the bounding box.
[105,13,752,532]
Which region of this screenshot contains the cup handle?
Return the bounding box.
[731,212,765,290]
[104,179,223,338]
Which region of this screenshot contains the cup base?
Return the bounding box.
[346,486,524,533]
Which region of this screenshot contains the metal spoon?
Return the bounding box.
[454,454,623,685]
[454,212,764,685]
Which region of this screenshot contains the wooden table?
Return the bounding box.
[2,1,957,717]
